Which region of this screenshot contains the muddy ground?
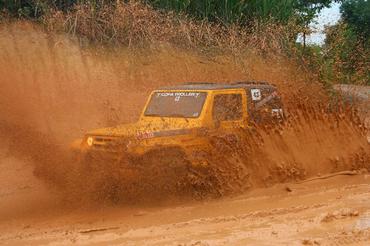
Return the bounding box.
[0,150,369,245]
[0,22,369,245]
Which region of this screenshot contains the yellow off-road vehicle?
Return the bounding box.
[72,81,283,197]
[74,81,282,162]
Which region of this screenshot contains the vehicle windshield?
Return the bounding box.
[144,91,207,118]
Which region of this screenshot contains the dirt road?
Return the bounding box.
[0,149,369,245]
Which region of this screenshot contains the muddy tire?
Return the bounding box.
[136,147,192,196]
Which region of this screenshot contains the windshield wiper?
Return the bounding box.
[167,113,187,118]
[145,113,165,121]
[146,113,163,117]
[167,113,189,123]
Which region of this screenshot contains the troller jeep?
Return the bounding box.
[72,81,283,173]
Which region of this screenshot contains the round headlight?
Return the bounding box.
[87,136,94,147]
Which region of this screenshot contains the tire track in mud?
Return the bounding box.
[1,175,368,245]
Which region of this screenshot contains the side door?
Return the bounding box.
[209,91,247,152]
[211,92,247,130]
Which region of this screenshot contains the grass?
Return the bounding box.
[42,1,299,56]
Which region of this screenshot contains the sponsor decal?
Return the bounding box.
[156,92,201,99]
[272,108,283,117]
[136,131,155,140]
[251,89,261,101]
[136,129,192,140]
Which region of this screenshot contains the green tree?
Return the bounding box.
[0,0,46,18]
[145,0,335,25]
[341,0,370,40]
[144,0,337,49]
[323,0,370,85]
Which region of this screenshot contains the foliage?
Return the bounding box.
[0,0,336,54]
[2,0,335,26]
[0,0,48,18]
[321,0,369,85]
[145,0,335,26]
[43,1,298,54]
[341,0,370,40]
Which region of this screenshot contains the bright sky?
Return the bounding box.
[297,3,341,45]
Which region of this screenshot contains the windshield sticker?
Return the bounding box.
[156,92,201,98]
[251,89,261,101]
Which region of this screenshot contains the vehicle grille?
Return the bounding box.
[91,136,128,154]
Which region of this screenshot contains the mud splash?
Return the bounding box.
[0,22,369,205]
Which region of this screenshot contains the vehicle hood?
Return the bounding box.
[86,119,201,139]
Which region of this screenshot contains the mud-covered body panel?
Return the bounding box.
[75,82,282,165]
